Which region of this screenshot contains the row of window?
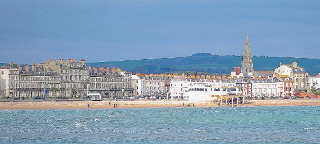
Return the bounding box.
[20,76,60,81]
[188,88,208,92]
[187,88,240,92]
[91,77,131,82]
[90,83,131,89]
[144,86,167,91]
[12,83,60,89]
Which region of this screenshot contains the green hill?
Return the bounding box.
[87,53,320,75]
[84,53,320,75]
[2,54,318,75]
[0,63,8,66]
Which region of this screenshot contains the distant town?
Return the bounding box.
[1,35,320,102]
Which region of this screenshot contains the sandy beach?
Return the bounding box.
[1,99,320,110]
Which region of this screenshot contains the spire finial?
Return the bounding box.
[246,32,249,41]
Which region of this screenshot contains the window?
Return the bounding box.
[230,88,237,91]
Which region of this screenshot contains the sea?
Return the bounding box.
[0,106,320,144]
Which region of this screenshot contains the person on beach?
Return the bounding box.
[88,104,90,108]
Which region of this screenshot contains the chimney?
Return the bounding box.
[18,64,22,71]
[116,67,121,73]
[99,67,105,73]
[292,62,298,68]
[93,67,98,74]
[32,64,36,72]
[80,59,86,65]
[234,67,241,75]
[10,62,14,68]
[111,67,115,73]
[24,64,29,72]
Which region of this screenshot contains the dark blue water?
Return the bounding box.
[1,106,320,144]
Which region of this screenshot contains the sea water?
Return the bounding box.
[0,106,320,144]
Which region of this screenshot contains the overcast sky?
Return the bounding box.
[0,0,319,64]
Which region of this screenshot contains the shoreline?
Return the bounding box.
[1,99,320,110]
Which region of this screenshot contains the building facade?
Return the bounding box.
[131,75,142,96]
[237,77,293,98]
[5,59,134,99]
[7,59,89,98]
[0,68,11,97]
[308,73,320,89]
[274,62,308,91]
[141,75,172,99]
[89,67,133,99]
[169,77,190,100]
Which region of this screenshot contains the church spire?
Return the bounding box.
[241,34,254,76]
[243,33,252,61]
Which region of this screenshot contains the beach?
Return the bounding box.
[1,99,320,110]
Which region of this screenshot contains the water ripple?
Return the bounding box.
[0,106,320,143]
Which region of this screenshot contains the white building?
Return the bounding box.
[251,79,284,98]
[184,81,242,102]
[131,75,142,96]
[308,73,320,89]
[238,78,287,98]
[0,68,11,97]
[169,77,190,100]
[169,78,242,102]
[274,62,293,76]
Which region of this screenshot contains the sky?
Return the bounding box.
[0,0,319,64]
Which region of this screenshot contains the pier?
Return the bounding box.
[218,95,245,107]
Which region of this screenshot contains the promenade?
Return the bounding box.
[1,99,320,110]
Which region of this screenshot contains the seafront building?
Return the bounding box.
[140,74,173,99]
[274,62,308,91]
[0,61,303,102]
[0,68,11,97]
[0,34,315,101]
[185,79,242,102]
[308,73,320,89]
[6,59,89,98]
[169,77,190,100]
[131,75,142,96]
[168,76,292,101]
[1,59,134,99]
[168,77,242,101]
[237,77,292,98]
[89,67,133,99]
